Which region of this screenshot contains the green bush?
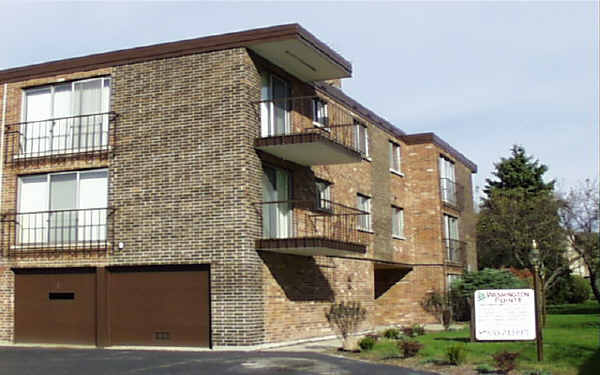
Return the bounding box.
[446,344,467,365]
[568,275,591,303]
[358,336,377,351]
[450,269,528,322]
[383,328,401,339]
[397,339,424,358]
[548,274,591,304]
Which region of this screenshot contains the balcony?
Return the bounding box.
[4,112,117,165]
[440,178,465,211]
[254,96,363,166]
[255,199,367,257]
[1,208,114,256]
[443,238,467,267]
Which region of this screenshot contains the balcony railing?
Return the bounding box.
[254,96,363,165]
[1,208,114,255]
[443,238,467,266]
[4,112,117,165]
[255,199,368,256]
[440,178,464,210]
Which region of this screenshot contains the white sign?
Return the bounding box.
[474,289,536,341]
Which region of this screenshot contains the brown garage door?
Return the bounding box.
[108,265,210,347]
[14,268,96,345]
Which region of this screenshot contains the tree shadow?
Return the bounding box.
[260,252,335,302]
[433,337,471,343]
[578,347,600,375]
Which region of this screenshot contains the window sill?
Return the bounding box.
[392,235,407,240]
[357,228,374,234]
[390,169,404,177]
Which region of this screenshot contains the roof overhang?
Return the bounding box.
[248,35,351,81]
[0,24,351,84]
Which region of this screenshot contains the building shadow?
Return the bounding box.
[259,252,335,302]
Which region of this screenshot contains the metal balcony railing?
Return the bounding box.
[440,178,465,210]
[255,199,368,246]
[443,238,467,265]
[1,208,114,255]
[255,96,363,155]
[4,112,117,164]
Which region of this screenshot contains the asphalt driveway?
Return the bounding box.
[0,347,439,375]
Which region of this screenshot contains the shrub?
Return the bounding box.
[358,336,377,351]
[492,351,520,374]
[325,301,367,350]
[446,344,467,365]
[568,275,591,303]
[383,328,401,339]
[412,324,426,336]
[398,339,424,358]
[402,326,414,337]
[475,364,497,373]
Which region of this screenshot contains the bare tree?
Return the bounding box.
[559,179,600,303]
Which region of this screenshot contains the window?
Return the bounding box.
[357,194,372,231]
[447,274,461,291]
[389,141,401,173]
[316,180,332,211]
[443,214,460,261]
[392,206,404,238]
[18,169,108,244]
[260,73,290,137]
[262,166,292,238]
[354,120,369,157]
[22,77,111,156]
[439,156,456,205]
[312,98,329,128]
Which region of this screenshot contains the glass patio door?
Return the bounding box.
[260,73,289,137]
[262,166,291,238]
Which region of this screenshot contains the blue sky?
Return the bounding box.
[2,1,598,202]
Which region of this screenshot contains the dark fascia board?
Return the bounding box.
[314,81,406,138]
[313,82,478,173]
[0,23,351,84]
[402,132,478,173]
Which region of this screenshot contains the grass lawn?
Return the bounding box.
[350,302,599,375]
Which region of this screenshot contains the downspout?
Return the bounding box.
[0,83,7,214]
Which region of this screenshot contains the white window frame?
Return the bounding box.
[316,180,332,211]
[354,120,369,157]
[392,206,405,239]
[357,193,372,232]
[21,77,111,156]
[443,214,460,261]
[312,98,329,128]
[439,155,457,205]
[17,169,108,245]
[389,141,402,175]
[260,72,290,137]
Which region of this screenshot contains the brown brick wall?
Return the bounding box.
[0,45,476,347]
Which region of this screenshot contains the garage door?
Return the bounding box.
[108,265,210,347]
[14,268,96,345]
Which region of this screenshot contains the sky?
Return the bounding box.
[1,1,598,202]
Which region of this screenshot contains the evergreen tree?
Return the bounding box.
[483,145,555,204]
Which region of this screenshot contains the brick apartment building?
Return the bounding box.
[0,24,477,348]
